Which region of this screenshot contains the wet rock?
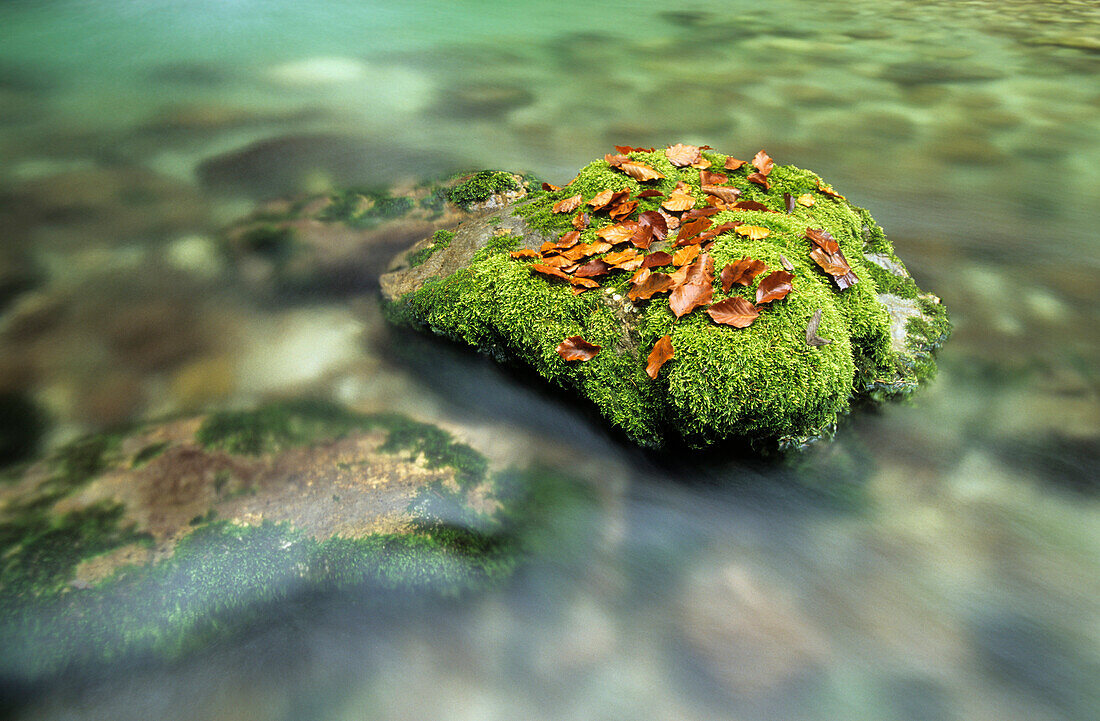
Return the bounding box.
[0,400,516,678]
[197,134,462,198]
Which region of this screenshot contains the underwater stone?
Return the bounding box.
[381,147,950,450]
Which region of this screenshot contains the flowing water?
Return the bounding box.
[1,1,1099,719]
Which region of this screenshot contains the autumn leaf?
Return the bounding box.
[747,172,770,190]
[703,185,741,204]
[662,187,696,212]
[700,170,728,185]
[805,309,833,346]
[724,157,747,171]
[542,182,561,192]
[797,193,814,207]
[736,225,770,240]
[720,257,768,291]
[809,247,850,276]
[615,145,655,153]
[696,221,742,244]
[646,335,674,379]
[804,227,839,253]
[537,254,573,268]
[637,210,668,240]
[779,254,794,272]
[604,248,640,265]
[784,193,795,214]
[658,208,680,230]
[630,223,654,249]
[816,180,845,199]
[641,251,674,269]
[569,276,599,289]
[834,270,859,289]
[510,249,539,259]
[673,244,701,266]
[572,212,590,230]
[605,153,630,167]
[553,194,582,213]
[752,149,774,176]
[588,188,630,212]
[620,161,665,182]
[691,156,712,169]
[595,221,639,244]
[756,271,794,304]
[682,207,720,222]
[676,216,713,245]
[707,297,759,328]
[557,336,600,361]
[637,189,664,199]
[666,143,702,167]
[575,259,612,278]
[628,271,675,301]
[565,241,613,260]
[669,254,714,317]
[731,200,772,212]
[532,263,574,282]
[608,199,639,220]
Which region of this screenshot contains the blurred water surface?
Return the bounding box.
[0,1,1098,719]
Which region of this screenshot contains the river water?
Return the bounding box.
[1,1,1098,719]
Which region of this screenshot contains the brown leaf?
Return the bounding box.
[756,271,794,304]
[595,221,640,244]
[620,161,665,182]
[588,188,630,212]
[637,210,668,240]
[707,297,759,328]
[637,189,664,199]
[805,309,833,346]
[724,157,747,171]
[571,212,590,230]
[784,192,795,214]
[604,248,640,265]
[779,254,794,272]
[557,336,601,361]
[608,199,639,220]
[569,241,613,259]
[703,185,741,204]
[834,270,859,289]
[666,143,702,167]
[735,225,770,240]
[696,221,742,243]
[668,263,690,288]
[537,254,573,268]
[628,272,675,301]
[691,156,712,169]
[676,216,713,245]
[571,286,591,295]
[658,208,680,230]
[700,170,728,185]
[747,172,770,190]
[669,254,715,317]
[553,194,583,213]
[532,263,574,282]
[804,227,839,253]
[797,193,814,207]
[662,188,696,212]
[809,247,851,276]
[731,200,772,212]
[575,259,612,278]
[605,153,630,167]
[682,206,720,221]
[646,335,674,379]
[641,251,674,269]
[569,276,599,289]
[815,180,845,200]
[615,145,655,153]
[542,182,561,192]
[752,150,774,176]
[510,249,539,259]
[720,257,768,291]
[630,223,655,249]
[673,244,701,266]
[540,231,580,253]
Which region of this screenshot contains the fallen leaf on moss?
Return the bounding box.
[756,271,794,304]
[662,187,696,212]
[703,185,741,204]
[700,170,728,185]
[628,271,675,301]
[557,336,601,361]
[753,149,774,176]
[596,221,640,244]
[797,193,814,207]
[638,210,668,240]
[696,221,741,244]
[732,200,772,212]
[834,270,859,289]
[553,194,583,213]
[805,227,839,253]
[805,309,833,346]
[616,145,655,153]
[572,212,590,230]
[784,193,795,214]
[621,161,665,181]
[537,254,573,268]
[605,153,630,167]
[658,208,680,230]
[725,157,747,171]
[642,251,674,269]
[673,245,701,266]
[810,247,851,276]
[542,182,561,192]
[666,143,702,167]
[630,224,654,249]
[747,172,770,190]
[637,189,664,199]
[721,257,768,291]
[604,248,640,265]
[532,263,573,282]
[676,216,713,245]
[683,207,720,222]
[609,199,639,221]
[646,335,674,379]
[816,180,845,199]
[736,225,770,240]
[779,254,794,271]
[669,254,714,317]
[510,249,539,259]
[707,297,759,328]
[569,276,599,288]
[588,188,630,212]
[575,259,612,278]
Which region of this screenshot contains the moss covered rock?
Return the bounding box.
[0,400,538,677]
[381,146,950,450]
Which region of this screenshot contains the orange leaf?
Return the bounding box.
[683,207,720,221]
[690,156,711,169]
[637,210,668,241]
[510,249,539,259]
[673,244,701,266]
[797,193,814,207]
[720,257,768,291]
[668,254,715,317]
[662,190,695,212]
[532,263,573,282]
[756,271,794,304]
[724,157,747,171]
[572,212,590,230]
[620,161,665,182]
[542,182,561,192]
[658,208,680,230]
[575,259,612,278]
[630,224,655,249]
[537,254,573,268]
[809,247,850,277]
[608,199,639,220]
[604,248,640,265]
[557,336,600,361]
[676,216,713,245]
[605,153,630,167]
[696,221,742,244]
[703,185,741,204]
[804,227,839,253]
[735,225,770,240]
[641,251,673,269]
[665,143,702,167]
[747,172,770,190]
[595,221,640,244]
[588,188,631,212]
[615,145,655,153]
[700,170,728,185]
[553,194,582,213]
[628,272,675,301]
[707,297,759,328]
[646,335,674,379]
[752,149,774,176]
[816,180,845,200]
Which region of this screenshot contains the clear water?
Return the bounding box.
[1,1,1098,719]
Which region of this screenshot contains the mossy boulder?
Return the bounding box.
[222,171,532,298]
[0,400,536,677]
[381,146,950,450]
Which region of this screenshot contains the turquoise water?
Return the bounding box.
[1,1,1099,719]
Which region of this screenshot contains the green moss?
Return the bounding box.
[391,146,948,448]
[446,170,521,208]
[407,229,455,268]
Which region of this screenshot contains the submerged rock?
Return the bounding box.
[381,145,949,450]
[0,400,522,677]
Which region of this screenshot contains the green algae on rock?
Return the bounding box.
[0,400,539,678]
[381,145,950,450]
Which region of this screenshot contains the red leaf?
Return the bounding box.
[756,271,794,304]
[752,149,774,176]
[557,336,600,361]
[615,145,655,153]
[682,207,720,221]
[809,247,850,277]
[668,254,715,317]
[707,297,759,328]
[532,263,574,282]
[816,179,845,200]
[747,172,770,190]
[628,271,675,301]
[666,143,702,167]
[637,210,668,240]
[641,251,674,269]
[731,200,772,212]
[804,227,839,253]
[608,199,638,220]
[724,157,747,171]
[553,194,582,213]
[646,335,674,379]
[720,257,768,291]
